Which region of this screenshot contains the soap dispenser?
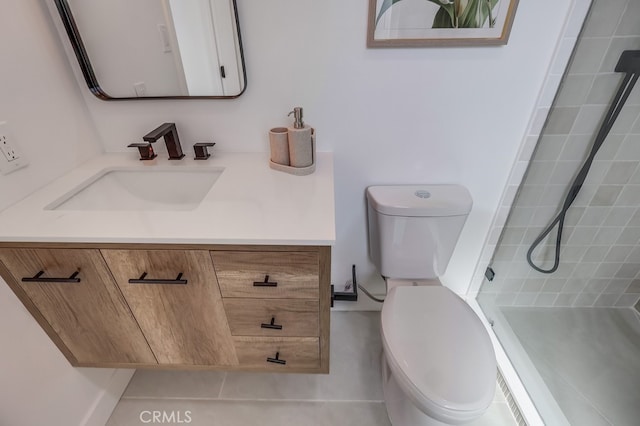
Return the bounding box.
[287,107,314,168]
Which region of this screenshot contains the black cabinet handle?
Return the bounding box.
[261,317,283,330]
[266,351,286,365]
[128,272,187,285]
[22,270,80,283]
[253,275,278,287]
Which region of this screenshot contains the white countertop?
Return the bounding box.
[0,152,335,245]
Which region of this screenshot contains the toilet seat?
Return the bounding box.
[381,286,496,424]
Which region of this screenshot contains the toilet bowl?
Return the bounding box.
[365,185,497,425]
[380,285,496,425]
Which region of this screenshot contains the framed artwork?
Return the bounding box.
[367,0,519,47]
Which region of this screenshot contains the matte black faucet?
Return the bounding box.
[143,123,184,160]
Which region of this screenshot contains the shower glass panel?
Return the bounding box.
[477,0,640,424]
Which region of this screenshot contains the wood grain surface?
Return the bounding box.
[0,248,156,364]
[211,250,319,298]
[223,298,318,337]
[102,249,238,366]
[233,336,319,369]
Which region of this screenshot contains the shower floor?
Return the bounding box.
[501,307,640,426]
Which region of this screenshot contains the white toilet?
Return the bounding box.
[366,185,496,426]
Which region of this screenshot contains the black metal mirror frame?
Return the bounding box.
[53,0,247,100]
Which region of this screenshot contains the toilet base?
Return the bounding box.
[382,352,450,426]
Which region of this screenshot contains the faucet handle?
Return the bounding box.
[193,143,216,160]
[128,143,157,161]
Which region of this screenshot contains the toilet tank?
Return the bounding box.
[366,185,472,279]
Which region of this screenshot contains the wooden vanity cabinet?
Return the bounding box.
[0,244,330,373]
[212,249,329,372]
[0,248,156,365]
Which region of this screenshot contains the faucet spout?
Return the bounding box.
[143,123,184,160]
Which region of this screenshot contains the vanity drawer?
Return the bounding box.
[211,251,319,299]
[233,337,319,370]
[223,298,318,337]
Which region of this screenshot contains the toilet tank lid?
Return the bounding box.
[366,185,472,217]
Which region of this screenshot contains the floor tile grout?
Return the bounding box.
[120,396,386,403]
[217,372,227,399]
[112,312,516,426]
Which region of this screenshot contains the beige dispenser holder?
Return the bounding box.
[269,107,316,175]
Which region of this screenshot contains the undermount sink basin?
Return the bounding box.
[46,167,225,211]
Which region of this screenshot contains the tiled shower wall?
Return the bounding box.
[480,0,640,309]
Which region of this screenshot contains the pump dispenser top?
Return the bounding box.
[288,107,304,129]
[286,106,313,168]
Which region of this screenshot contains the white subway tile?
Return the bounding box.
[615,293,640,307]
[513,292,538,306]
[573,292,599,306]
[554,293,579,306]
[534,293,559,307]
[594,293,622,307]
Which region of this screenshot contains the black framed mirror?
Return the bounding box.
[53,0,247,100]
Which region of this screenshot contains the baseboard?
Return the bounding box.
[82,369,135,426]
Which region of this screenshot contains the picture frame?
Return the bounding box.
[367,0,519,47]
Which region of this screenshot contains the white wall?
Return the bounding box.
[70,0,573,296]
[0,0,575,422]
[0,2,126,425]
[68,0,185,97]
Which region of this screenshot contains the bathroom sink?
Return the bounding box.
[46,167,224,211]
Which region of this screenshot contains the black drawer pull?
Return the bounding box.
[253,275,278,287]
[266,351,286,365]
[22,270,80,283]
[261,317,283,330]
[128,272,187,285]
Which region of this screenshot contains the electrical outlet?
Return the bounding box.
[0,131,18,161]
[0,122,28,175]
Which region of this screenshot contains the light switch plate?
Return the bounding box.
[0,122,28,175]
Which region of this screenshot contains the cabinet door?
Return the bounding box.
[0,248,156,365]
[102,249,238,366]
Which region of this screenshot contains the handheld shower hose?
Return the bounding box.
[527,50,640,274]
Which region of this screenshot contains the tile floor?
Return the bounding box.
[502,307,640,426]
[107,311,515,426]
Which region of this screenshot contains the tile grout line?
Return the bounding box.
[120,396,386,403]
[217,372,228,399]
[114,311,515,426]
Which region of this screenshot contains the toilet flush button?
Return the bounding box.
[415,190,431,199]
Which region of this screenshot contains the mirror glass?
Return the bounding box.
[55,0,246,99]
